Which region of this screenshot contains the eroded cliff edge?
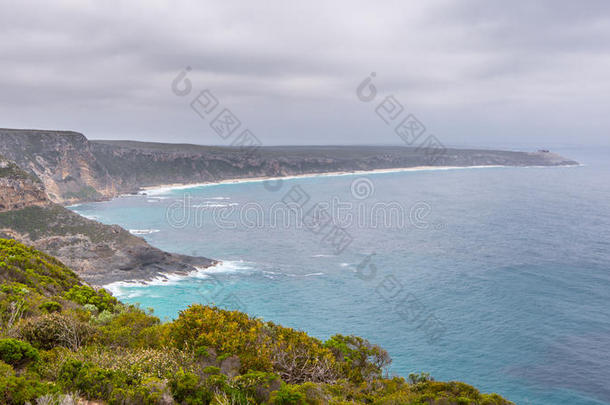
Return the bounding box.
[0,154,215,285]
[0,128,578,205]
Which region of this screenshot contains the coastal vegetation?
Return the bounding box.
[0,238,513,404]
[0,205,133,243]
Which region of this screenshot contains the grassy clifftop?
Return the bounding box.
[0,205,132,243]
[0,204,216,285]
[0,239,513,404]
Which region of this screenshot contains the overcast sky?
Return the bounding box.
[1,0,609,148]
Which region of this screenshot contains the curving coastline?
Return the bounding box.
[0,127,580,287]
[137,165,508,195]
[0,128,579,205]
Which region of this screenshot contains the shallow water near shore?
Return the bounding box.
[71,146,610,405]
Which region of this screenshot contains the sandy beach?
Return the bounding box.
[138,165,507,195]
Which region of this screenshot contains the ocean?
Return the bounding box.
[70,146,610,405]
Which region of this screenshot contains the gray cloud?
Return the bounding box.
[0,0,609,147]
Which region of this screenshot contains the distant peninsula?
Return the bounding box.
[0,128,578,205]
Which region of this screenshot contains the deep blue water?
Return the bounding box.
[71,146,610,405]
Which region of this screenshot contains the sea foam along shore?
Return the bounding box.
[99,164,581,292]
[138,165,508,195]
[102,259,261,299]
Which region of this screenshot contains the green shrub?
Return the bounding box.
[195,345,210,358]
[83,303,98,314]
[0,283,31,331]
[0,360,57,404]
[0,282,29,296]
[59,359,113,399]
[481,393,515,404]
[203,366,221,375]
[0,239,80,295]
[39,301,62,313]
[170,305,338,383]
[169,368,211,405]
[410,381,488,403]
[324,334,391,383]
[0,338,39,366]
[100,307,161,348]
[64,285,117,312]
[95,309,115,325]
[58,359,160,404]
[408,372,433,384]
[270,384,306,404]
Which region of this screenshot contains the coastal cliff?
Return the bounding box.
[0,156,49,212]
[0,128,578,205]
[0,129,115,204]
[0,155,215,285]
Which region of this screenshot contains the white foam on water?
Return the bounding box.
[192,260,254,277]
[104,271,195,298]
[137,165,515,195]
[284,272,325,278]
[129,229,161,235]
[192,203,239,208]
[104,259,256,298]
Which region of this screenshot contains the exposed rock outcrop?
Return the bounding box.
[0,156,50,211]
[0,156,215,285]
[0,129,118,204]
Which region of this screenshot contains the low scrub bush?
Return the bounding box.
[0,338,39,366]
[38,301,62,313]
[63,285,117,313]
[19,312,95,350]
[0,360,58,404]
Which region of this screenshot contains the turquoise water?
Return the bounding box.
[71,146,610,405]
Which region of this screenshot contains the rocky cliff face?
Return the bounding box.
[0,154,215,284]
[0,129,119,204]
[0,128,579,205]
[0,156,49,211]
